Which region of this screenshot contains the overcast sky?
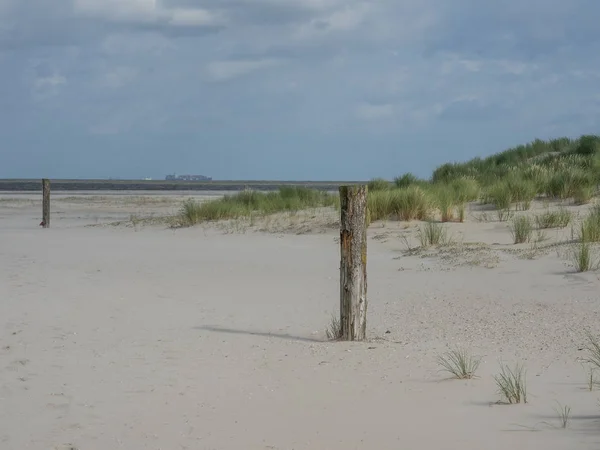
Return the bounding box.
[1,0,599,180]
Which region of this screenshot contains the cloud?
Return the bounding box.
[2,0,600,180]
[355,103,394,121]
[205,58,283,81]
[97,66,139,88]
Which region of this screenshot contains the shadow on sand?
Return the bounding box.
[195,325,325,343]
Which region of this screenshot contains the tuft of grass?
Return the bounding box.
[509,216,533,244]
[546,167,593,200]
[574,185,594,205]
[581,332,600,371]
[418,221,448,247]
[487,181,512,210]
[506,175,537,210]
[579,205,600,242]
[553,402,571,428]
[494,362,527,404]
[368,186,432,222]
[432,187,455,222]
[436,348,481,379]
[535,208,572,229]
[325,314,342,340]
[571,239,597,272]
[586,366,597,391]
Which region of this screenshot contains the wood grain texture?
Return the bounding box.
[338,185,368,341]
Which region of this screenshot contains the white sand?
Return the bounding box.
[1,193,600,449]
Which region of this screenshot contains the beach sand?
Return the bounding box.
[1,192,600,449]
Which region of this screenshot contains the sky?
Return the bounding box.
[1,0,600,181]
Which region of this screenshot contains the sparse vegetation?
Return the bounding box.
[509,216,534,244]
[436,348,481,379]
[175,134,600,229]
[571,239,597,272]
[494,362,527,404]
[579,204,600,242]
[325,314,342,340]
[581,332,600,372]
[535,208,572,229]
[553,402,571,428]
[418,221,448,247]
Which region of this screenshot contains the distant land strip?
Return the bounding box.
[0,179,363,192]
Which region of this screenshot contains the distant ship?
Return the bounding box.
[165,174,212,181]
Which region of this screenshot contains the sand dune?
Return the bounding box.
[1,192,600,449]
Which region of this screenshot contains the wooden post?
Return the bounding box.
[339,185,368,341]
[42,178,50,228]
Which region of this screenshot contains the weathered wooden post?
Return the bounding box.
[42,178,50,228]
[339,185,368,341]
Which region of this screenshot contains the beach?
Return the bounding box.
[1,191,600,449]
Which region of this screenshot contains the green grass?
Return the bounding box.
[368,186,433,222]
[436,348,481,379]
[578,205,600,242]
[176,187,337,226]
[325,314,342,341]
[580,332,600,373]
[418,221,448,247]
[535,208,572,229]
[424,135,600,208]
[494,362,527,404]
[368,177,391,191]
[178,134,600,228]
[509,216,533,244]
[571,240,596,272]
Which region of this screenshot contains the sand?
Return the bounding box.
[1,192,600,449]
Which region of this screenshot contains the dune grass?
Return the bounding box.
[494,362,527,404]
[177,187,338,226]
[177,134,600,228]
[367,177,392,191]
[535,208,572,229]
[509,216,534,244]
[579,204,600,242]
[368,186,432,222]
[418,221,449,247]
[553,402,571,428]
[436,348,481,379]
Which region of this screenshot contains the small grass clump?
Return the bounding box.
[581,332,600,372]
[325,314,342,340]
[177,187,337,226]
[432,187,455,222]
[418,221,448,247]
[436,348,481,379]
[486,181,512,210]
[553,402,571,428]
[505,175,537,210]
[574,185,595,205]
[571,239,597,272]
[545,167,593,200]
[579,205,600,242]
[535,208,572,229]
[494,362,527,404]
[509,216,533,244]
